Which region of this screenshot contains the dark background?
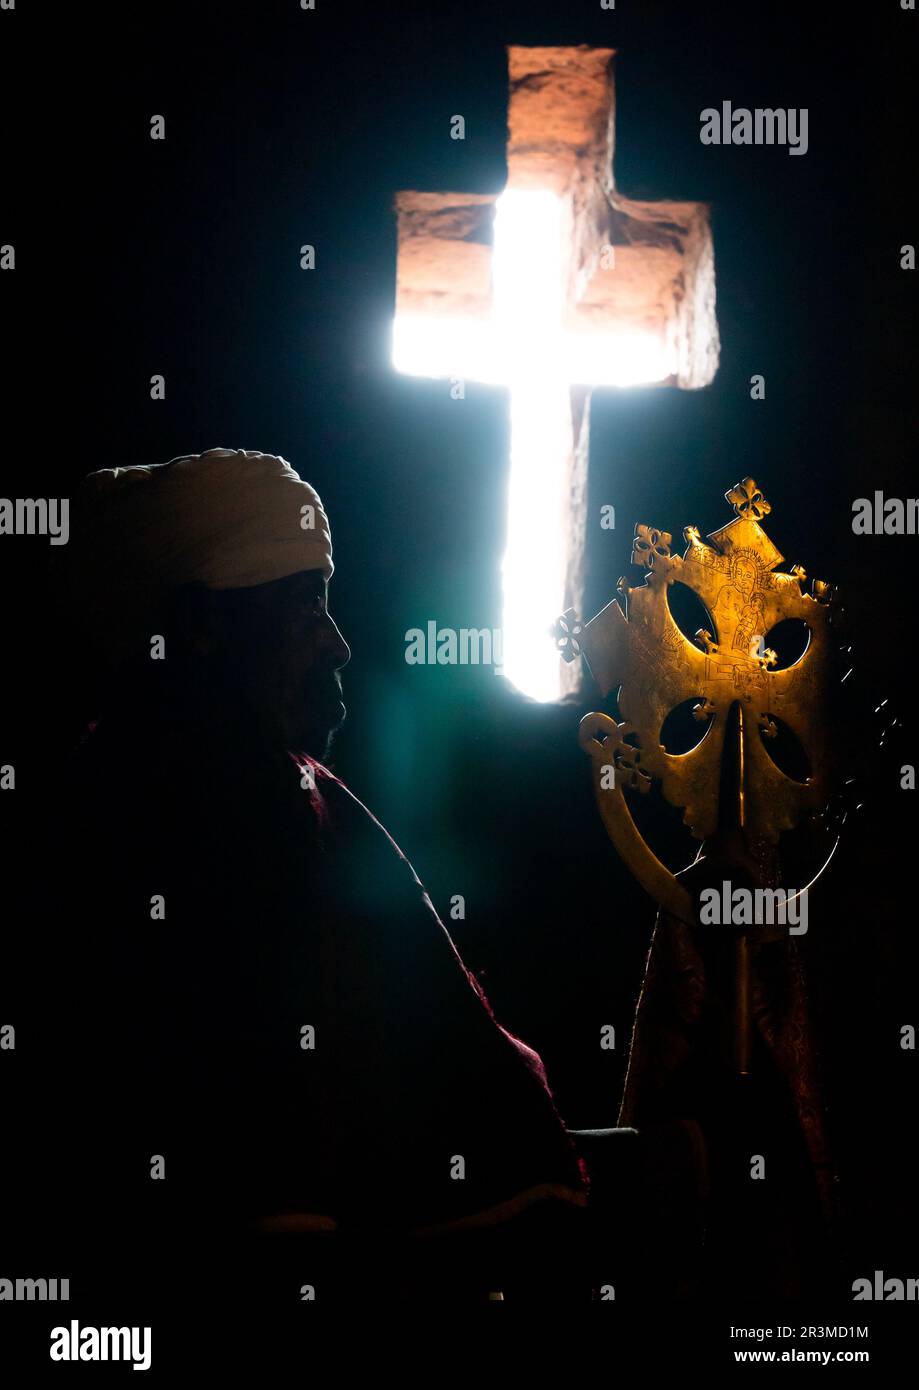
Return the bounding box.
[2,0,916,1291]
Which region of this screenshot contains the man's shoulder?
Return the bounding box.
[299,757,430,907]
[303,759,414,856]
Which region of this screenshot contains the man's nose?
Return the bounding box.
[326,616,351,670]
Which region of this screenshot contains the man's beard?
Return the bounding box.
[314,722,340,764]
[294,673,346,762]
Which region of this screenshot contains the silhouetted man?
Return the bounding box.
[13,448,588,1299]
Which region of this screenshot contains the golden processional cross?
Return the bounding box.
[558,479,839,1073]
[392,45,718,700]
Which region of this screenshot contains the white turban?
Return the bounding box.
[64,447,334,661]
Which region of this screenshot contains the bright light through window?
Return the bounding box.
[392,187,675,701]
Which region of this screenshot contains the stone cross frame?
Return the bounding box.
[393,45,719,699]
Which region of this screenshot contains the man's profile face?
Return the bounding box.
[209,569,351,759]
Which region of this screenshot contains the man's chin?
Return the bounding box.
[294,706,345,763]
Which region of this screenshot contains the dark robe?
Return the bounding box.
[12,688,586,1255]
[617,854,837,1297]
